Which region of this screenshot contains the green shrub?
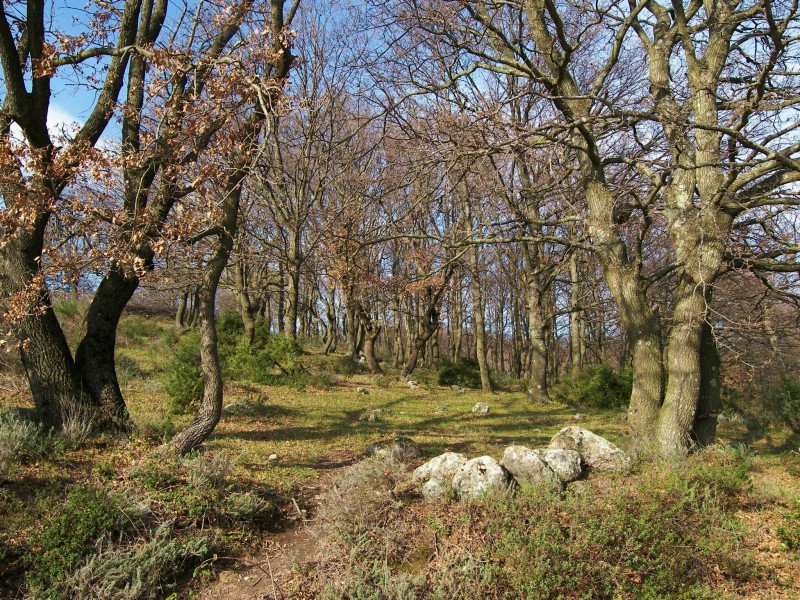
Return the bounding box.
[134,412,176,442]
[27,485,124,592]
[437,357,482,389]
[161,332,203,414]
[0,412,56,479]
[119,316,163,344]
[775,380,800,433]
[117,353,145,378]
[57,522,213,600]
[333,354,366,376]
[552,364,632,409]
[217,311,304,384]
[776,499,800,552]
[132,453,183,491]
[53,298,83,321]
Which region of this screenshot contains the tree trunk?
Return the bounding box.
[175,291,189,329]
[392,300,404,367]
[569,249,583,376]
[526,276,550,403]
[357,303,384,375]
[170,189,241,455]
[277,263,285,334]
[1,228,95,430]
[470,246,493,392]
[234,260,257,345]
[74,264,140,433]
[323,290,337,355]
[451,279,463,360]
[692,321,720,447]
[400,281,450,378]
[586,181,664,441]
[284,231,301,340]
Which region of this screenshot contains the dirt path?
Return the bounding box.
[199,523,321,600]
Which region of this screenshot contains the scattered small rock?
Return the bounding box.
[268,454,279,462]
[407,380,419,389]
[364,436,421,463]
[452,456,511,500]
[223,402,255,416]
[451,385,467,393]
[573,413,584,421]
[566,479,593,497]
[356,387,369,395]
[471,402,490,415]
[548,426,631,472]
[359,408,384,422]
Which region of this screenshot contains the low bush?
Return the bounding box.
[134,412,176,442]
[303,451,755,599]
[161,332,203,414]
[333,354,366,376]
[437,357,482,389]
[0,412,57,479]
[775,380,800,433]
[776,499,800,552]
[552,364,632,409]
[119,316,163,344]
[26,485,127,593]
[57,522,214,600]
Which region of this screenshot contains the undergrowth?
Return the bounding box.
[304,449,756,599]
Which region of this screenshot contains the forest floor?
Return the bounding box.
[1,313,799,598]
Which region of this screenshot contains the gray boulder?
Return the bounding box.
[364,436,420,463]
[452,456,511,500]
[500,446,562,491]
[538,448,582,483]
[548,427,631,472]
[412,452,469,499]
[471,402,490,415]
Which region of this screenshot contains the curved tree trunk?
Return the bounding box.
[586,180,664,441]
[169,188,240,456]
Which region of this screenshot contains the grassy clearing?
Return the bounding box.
[1,313,799,598]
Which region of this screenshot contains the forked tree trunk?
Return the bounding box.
[323,291,337,355]
[357,303,384,375]
[400,280,450,378]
